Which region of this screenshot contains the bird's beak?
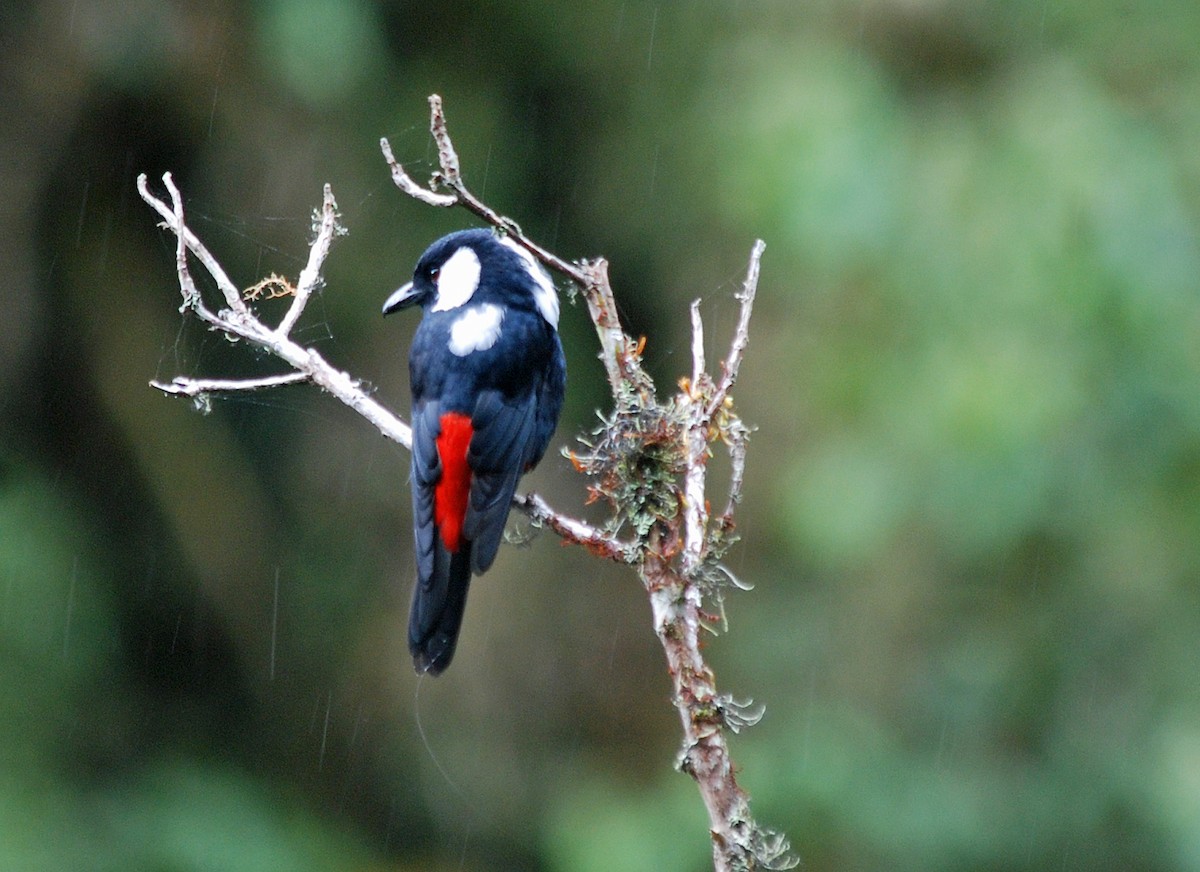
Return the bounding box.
[382,281,418,316]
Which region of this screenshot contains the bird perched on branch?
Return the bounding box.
[383,229,566,675]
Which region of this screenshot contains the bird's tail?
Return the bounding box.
[408,542,473,675]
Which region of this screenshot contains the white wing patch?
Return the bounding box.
[432,246,482,312]
[500,236,559,327]
[448,303,505,357]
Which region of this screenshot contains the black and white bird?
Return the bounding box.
[383,229,566,675]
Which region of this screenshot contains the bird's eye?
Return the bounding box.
[429,267,440,280]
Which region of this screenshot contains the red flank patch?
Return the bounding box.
[435,412,473,552]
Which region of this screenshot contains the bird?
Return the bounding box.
[383,228,566,675]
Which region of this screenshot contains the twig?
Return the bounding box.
[720,422,750,527]
[707,239,764,418]
[139,173,242,316]
[277,183,339,337]
[427,95,462,183]
[139,171,411,447]
[379,137,457,208]
[151,372,310,398]
[513,492,636,564]
[682,300,710,579]
[710,242,763,525]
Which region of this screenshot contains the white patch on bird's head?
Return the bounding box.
[448,303,505,357]
[499,236,559,327]
[431,245,482,312]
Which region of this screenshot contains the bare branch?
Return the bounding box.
[690,299,706,389]
[578,258,647,400]
[513,492,636,563]
[138,173,245,316]
[708,239,764,418]
[379,136,458,208]
[141,172,412,447]
[151,372,309,398]
[428,93,461,183]
[277,183,339,337]
[382,96,589,287]
[168,172,195,312]
[719,420,750,526]
[644,528,772,872]
[681,300,710,579]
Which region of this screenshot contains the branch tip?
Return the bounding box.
[428,93,461,182]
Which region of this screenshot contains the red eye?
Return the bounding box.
[430,267,440,280]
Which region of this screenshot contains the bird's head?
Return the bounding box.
[383,229,559,327]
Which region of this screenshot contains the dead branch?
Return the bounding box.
[140,173,414,449]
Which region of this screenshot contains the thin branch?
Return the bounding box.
[139,172,244,316]
[707,239,764,418]
[168,172,195,312]
[690,299,706,389]
[578,258,645,400]
[513,492,636,564]
[682,299,710,579]
[382,95,588,286]
[138,172,413,449]
[151,372,310,398]
[427,94,462,182]
[278,183,339,337]
[719,422,750,527]
[379,137,457,207]
[710,242,763,527]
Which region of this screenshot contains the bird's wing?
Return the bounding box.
[409,398,443,594]
[463,388,539,574]
[528,333,566,471]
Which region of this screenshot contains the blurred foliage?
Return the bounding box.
[3,0,1200,869]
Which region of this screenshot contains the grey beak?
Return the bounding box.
[382,281,416,315]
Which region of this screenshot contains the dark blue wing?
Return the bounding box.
[463,389,539,574]
[463,329,565,573]
[529,332,566,470]
[409,398,441,588]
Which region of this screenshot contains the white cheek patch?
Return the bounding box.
[500,236,559,327]
[431,246,482,312]
[448,303,505,357]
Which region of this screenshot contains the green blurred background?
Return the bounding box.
[3,0,1200,869]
